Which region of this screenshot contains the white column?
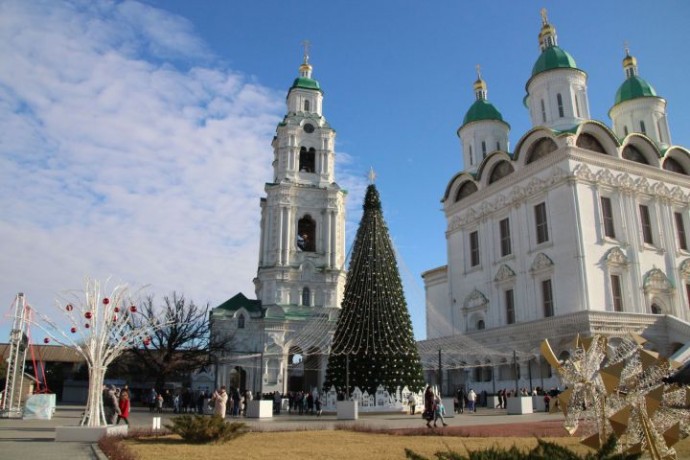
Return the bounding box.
[325,210,332,268]
[277,207,284,266]
[331,211,337,268]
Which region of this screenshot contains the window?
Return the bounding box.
[505,289,515,324]
[238,314,245,329]
[651,304,662,314]
[686,284,690,309]
[542,279,554,317]
[675,212,688,250]
[469,145,474,165]
[611,275,623,312]
[624,125,629,136]
[640,120,646,135]
[534,203,549,244]
[557,93,564,117]
[496,141,500,151]
[470,231,480,267]
[481,141,486,158]
[601,197,616,238]
[297,215,316,252]
[499,218,512,256]
[304,99,310,111]
[575,94,581,117]
[299,147,315,172]
[540,99,546,123]
[639,204,653,245]
[477,319,485,330]
[302,287,311,306]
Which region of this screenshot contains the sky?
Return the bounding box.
[1,0,689,342]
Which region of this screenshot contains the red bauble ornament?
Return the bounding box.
[143,339,151,346]
[129,305,137,313]
[85,311,92,320]
[85,323,90,329]
[43,337,50,344]
[113,315,118,322]
[66,304,73,312]
[114,306,120,313]
[103,298,110,305]
[70,327,77,333]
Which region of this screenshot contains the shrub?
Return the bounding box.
[164,414,248,444]
[405,435,642,460]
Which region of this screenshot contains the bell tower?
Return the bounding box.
[255,44,347,314]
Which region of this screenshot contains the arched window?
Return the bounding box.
[477,319,485,330]
[557,93,564,118]
[664,157,687,175]
[237,314,245,329]
[455,181,478,202]
[651,304,662,314]
[640,120,646,135]
[496,141,501,151]
[469,145,474,165]
[622,145,649,165]
[525,138,558,164]
[481,141,487,157]
[576,133,606,154]
[297,215,316,252]
[299,147,315,172]
[624,125,629,136]
[304,99,310,112]
[302,287,311,306]
[488,161,514,184]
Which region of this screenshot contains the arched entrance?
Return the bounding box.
[228,366,247,392]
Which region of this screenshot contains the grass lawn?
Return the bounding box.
[124,430,690,459]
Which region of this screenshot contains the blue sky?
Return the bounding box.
[1,0,689,342]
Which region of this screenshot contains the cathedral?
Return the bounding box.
[421,11,690,395]
[210,50,347,394]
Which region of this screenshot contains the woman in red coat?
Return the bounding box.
[117,391,130,425]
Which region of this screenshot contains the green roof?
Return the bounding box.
[461,99,506,127]
[531,46,577,76]
[291,77,321,91]
[614,76,657,105]
[213,292,262,314]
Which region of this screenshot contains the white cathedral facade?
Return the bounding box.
[422,12,690,395]
[210,53,347,395]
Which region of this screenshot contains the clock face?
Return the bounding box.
[303,123,315,133]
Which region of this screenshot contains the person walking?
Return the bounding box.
[467,389,477,413]
[212,386,228,418]
[117,391,130,425]
[433,396,448,427]
[408,392,416,415]
[423,386,434,428]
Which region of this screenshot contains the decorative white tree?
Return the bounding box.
[35,278,156,426]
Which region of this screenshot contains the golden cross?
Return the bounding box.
[540,8,548,25]
[368,167,377,184]
[302,40,311,64]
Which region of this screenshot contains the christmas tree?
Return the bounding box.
[324,182,425,394]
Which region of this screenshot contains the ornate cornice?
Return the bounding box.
[643,268,673,294]
[494,264,516,283]
[605,246,629,268]
[530,253,554,274]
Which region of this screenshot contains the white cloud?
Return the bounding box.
[0,0,286,322]
[0,0,369,333]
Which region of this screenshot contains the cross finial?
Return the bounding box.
[368,167,376,184]
[540,8,548,25]
[623,40,630,56]
[475,64,482,80]
[301,40,311,64]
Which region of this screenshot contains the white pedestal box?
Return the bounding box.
[337,401,358,420]
[488,395,501,409]
[55,424,128,442]
[246,400,273,418]
[532,395,546,412]
[506,396,533,415]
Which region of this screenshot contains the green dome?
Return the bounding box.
[614,76,657,105]
[291,77,321,91]
[531,46,577,76]
[462,99,504,126]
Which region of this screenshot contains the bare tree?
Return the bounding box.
[122,292,233,390]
